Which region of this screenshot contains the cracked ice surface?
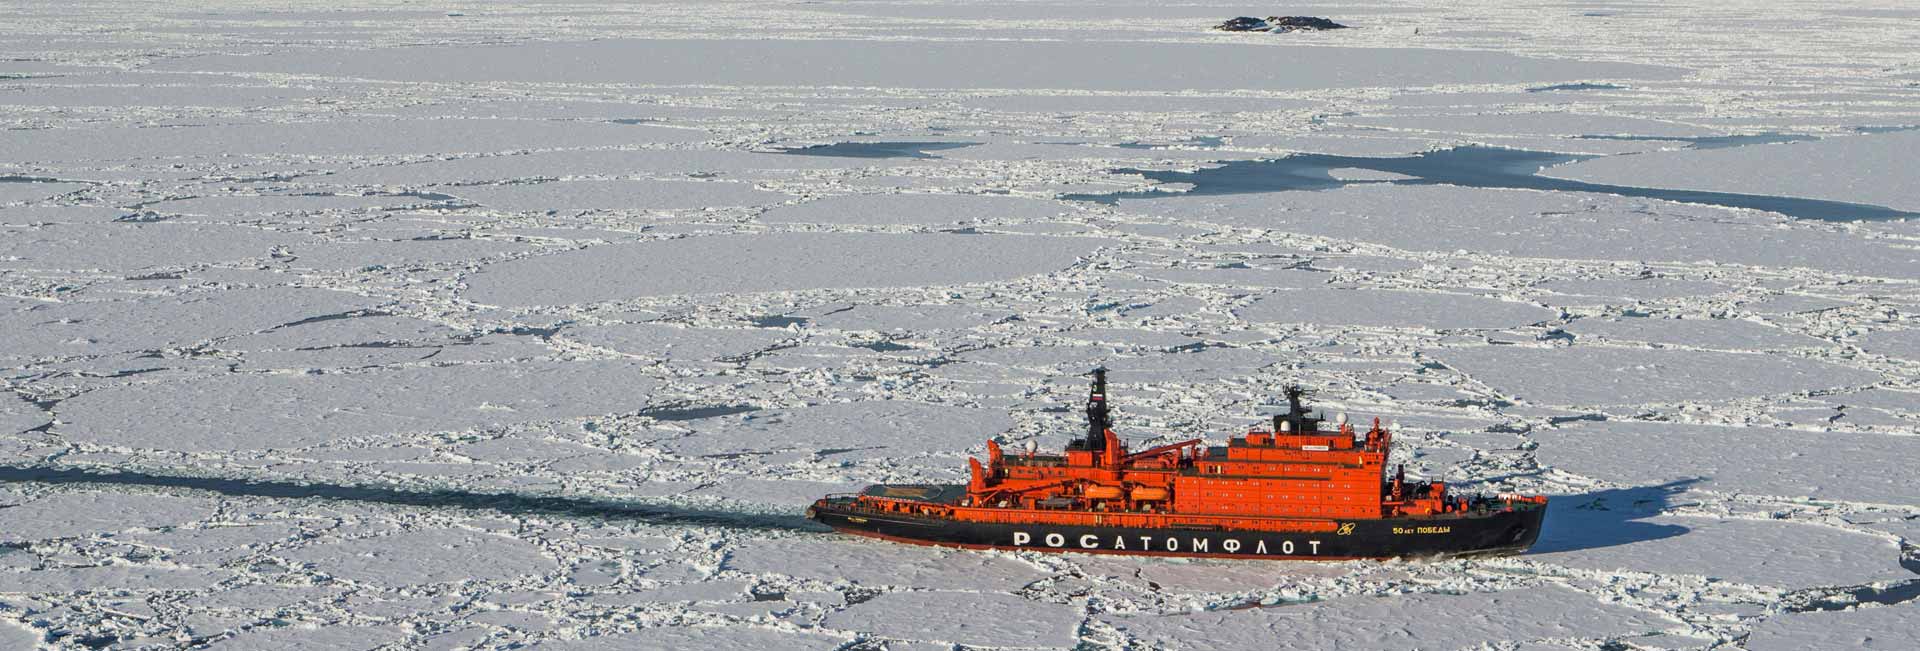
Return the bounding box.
[1534,421,1918,506]
[824,591,1084,647]
[55,362,661,452]
[464,233,1108,306]
[0,287,379,359]
[1104,585,1674,650]
[1237,288,1558,329]
[1745,602,1919,651]
[276,528,558,584]
[1433,345,1883,406]
[1,1,1916,649]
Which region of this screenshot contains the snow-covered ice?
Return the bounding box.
[824,591,1083,647]
[463,232,1108,306]
[449,180,789,214]
[1744,602,1919,651]
[1534,421,1917,506]
[759,193,1070,226]
[159,39,1685,91]
[1238,288,1558,330]
[1104,584,1675,651]
[276,528,558,584]
[1,0,1915,649]
[56,362,661,451]
[1544,130,1920,212]
[1433,345,1883,406]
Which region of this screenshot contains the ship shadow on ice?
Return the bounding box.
[1525,478,1699,554]
[0,464,827,533]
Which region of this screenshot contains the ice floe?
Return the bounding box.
[463,233,1107,306]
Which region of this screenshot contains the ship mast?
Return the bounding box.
[1086,367,1110,441]
[1086,367,1123,468]
[1276,384,1323,435]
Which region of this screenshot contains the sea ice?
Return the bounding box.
[1432,345,1883,406]
[0,83,321,108]
[463,232,1107,306]
[1544,130,1920,213]
[0,181,86,204]
[1338,112,1715,138]
[0,205,124,225]
[2,2,1914,648]
[315,149,851,187]
[798,302,1017,332]
[0,492,217,542]
[1744,602,1919,651]
[724,538,1046,592]
[1535,511,1902,588]
[1115,185,1920,278]
[1534,420,1919,506]
[55,361,661,452]
[284,238,535,271]
[204,625,405,651]
[1104,584,1672,650]
[759,193,1068,226]
[1854,329,1920,361]
[0,392,47,435]
[1,119,703,162]
[961,94,1319,114]
[556,323,787,361]
[1238,288,1558,330]
[1538,277,1730,302]
[164,40,1685,92]
[0,565,230,593]
[451,179,789,214]
[0,287,379,360]
[666,401,1014,462]
[1141,267,1332,289]
[1564,316,1831,350]
[154,193,449,221]
[0,621,35,649]
[522,626,846,651]
[821,591,1083,647]
[277,528,557,584]
[0,223,310,271]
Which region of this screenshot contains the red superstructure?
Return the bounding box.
[967,372,1466,521]
[810,369,1547,559]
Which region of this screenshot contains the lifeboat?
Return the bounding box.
[809,369,1547,559]
[1129,487,1169,501]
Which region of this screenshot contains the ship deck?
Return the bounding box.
[830,484,1547,534]
[859,484,968,504]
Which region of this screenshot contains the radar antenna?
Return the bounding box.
[1274,384,1323,435]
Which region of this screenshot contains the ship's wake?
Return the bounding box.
[0,464,826,533]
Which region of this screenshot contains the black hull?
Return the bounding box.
[809,496,1545,560]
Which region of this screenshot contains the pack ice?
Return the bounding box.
[0,1,1913,649]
